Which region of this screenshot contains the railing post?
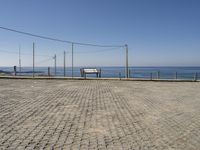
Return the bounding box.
[194,72,198,81]
[53,54,56,76]
[129,69,131,78]
[119,72,121,80]
[99,68,101,78]
[48,67,50,77]
[157,71,160,79]
[14,66,17,76]
[175,72,177,80]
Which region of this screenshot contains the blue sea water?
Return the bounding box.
[0,66,200,80]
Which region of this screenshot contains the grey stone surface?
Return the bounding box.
[0,79,200,150]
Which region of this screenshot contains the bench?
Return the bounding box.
[80,68,101,78]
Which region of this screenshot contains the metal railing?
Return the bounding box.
[0,67,199,81]
[127,70,199,81]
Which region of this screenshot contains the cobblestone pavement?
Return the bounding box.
[0,79,200,150]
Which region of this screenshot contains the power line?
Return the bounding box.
[74,47,122,54]
[0,26,124,48]
[36,58,53,65]
[0,49,51,57]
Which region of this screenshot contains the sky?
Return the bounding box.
[0,0,200,67]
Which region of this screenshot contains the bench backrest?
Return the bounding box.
[83,69,98,73]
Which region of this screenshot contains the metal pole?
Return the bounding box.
[14,66,17,76]
[19,45,21,73]
[175,72,177,80]
[72,43,74,78]
[125,44,129,78]
[33,42,35,78]
[64,51,66,77]
[194,72,198,81]
[48,67,50,76]
[54,54,56,76]
[150,72,153,80]
[157,71,160,79]
[99,68,101,78]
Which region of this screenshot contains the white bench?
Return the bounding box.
[80,68,101,78]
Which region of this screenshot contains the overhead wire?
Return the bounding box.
[73,47,122,54]
[36,58,53,65]
[0,26,126,70]
[0,49,53,57]
[0,26,125,48]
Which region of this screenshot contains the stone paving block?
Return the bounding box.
[0,79,200,149]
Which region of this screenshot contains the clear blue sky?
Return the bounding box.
[0,0,200,67]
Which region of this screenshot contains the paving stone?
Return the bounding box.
[0,79,200,149]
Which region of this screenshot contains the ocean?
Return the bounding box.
[0,66,200,80]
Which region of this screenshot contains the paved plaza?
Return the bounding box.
[0,79,200,150]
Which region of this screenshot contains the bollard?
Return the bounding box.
[48,67,51,76]
[14,66,17,76]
